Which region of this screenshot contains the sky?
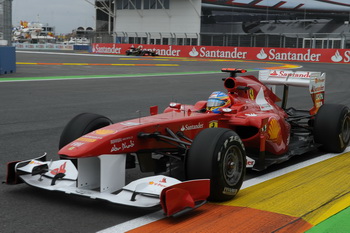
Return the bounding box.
[12,0,96,34]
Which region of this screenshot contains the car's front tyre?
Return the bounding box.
[186,128,246,202]
[59,113,113,149]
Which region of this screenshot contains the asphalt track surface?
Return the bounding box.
[1,51,350,233]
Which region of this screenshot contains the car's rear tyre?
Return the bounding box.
[186,128,246,202]
[314,104,350,153]
[59,113,113,149]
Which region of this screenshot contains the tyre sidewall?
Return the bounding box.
[187,128,246,202]
[211,131,246,201]
[314,104,350,152]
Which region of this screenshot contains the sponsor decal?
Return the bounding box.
[257,48,268,59]
[77,137,96,142]
[247,160,255,166]
[29,160,44,165]
[50,162,67,175]
[270,70,312,78]
[245,113,257,116]
[267,118,282,145]
[121,122,141,126]
[332,50,343,62]
[223,187,238,195]
[257,49,321,62]
[70,142,85,147]
[94,129,116,135]
[92,43,122,54]
[196,47,247,59]
[149,181,167,188]
[209,120,218,128]
[153,46,181,56]
[92,43,350,63]
[181,122,204,131]
[310,74,325,94]
[342,51,350,63]
[83,135,103,140]
[110,136,134,144]
[189,47,199,57]
[331,50,350,63]
[249,88,255,100]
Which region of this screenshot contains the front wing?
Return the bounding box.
[6,153,210,217]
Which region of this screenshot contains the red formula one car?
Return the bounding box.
[7,68,350,216]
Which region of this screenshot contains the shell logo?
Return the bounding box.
[94,129,115,135]
[267,118,282,145]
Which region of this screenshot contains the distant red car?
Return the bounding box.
[7,68,350,216]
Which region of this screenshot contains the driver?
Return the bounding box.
[206,91,232,113]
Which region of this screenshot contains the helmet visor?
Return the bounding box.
[207,99,226,108]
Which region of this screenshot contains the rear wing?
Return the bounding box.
[259,70,326,114]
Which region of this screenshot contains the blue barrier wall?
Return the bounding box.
[73,45,90,51]
[0,46,16,74]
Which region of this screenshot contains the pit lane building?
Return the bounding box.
[94,0,350,49]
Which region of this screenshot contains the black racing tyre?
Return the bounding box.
[314,104,350,153]
[59,113,113,149]
[186,128,246,202]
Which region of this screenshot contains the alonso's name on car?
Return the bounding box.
[181,123,204,131]
[111,140,135,152]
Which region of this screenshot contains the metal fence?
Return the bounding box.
[201,33,349,49]
[91,31,350,49]
[0,0,12,45]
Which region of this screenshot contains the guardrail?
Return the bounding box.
[13,43,74,50]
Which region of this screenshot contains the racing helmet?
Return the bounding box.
[206,91,231,113]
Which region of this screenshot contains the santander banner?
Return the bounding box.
[92,43,349,63]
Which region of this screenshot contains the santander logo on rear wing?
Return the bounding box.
[258,70,326,114]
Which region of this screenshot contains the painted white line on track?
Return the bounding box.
[97,147,350,233]
[242,147,350,189]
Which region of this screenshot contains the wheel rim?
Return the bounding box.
[341,114,350,144]
[223,145,244,186]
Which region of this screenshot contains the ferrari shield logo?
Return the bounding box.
[249,89,255,100]
[209,120,218,128]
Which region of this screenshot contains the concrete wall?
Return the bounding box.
[115,0,201,38]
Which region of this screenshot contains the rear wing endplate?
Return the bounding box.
[259,70,325,114]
